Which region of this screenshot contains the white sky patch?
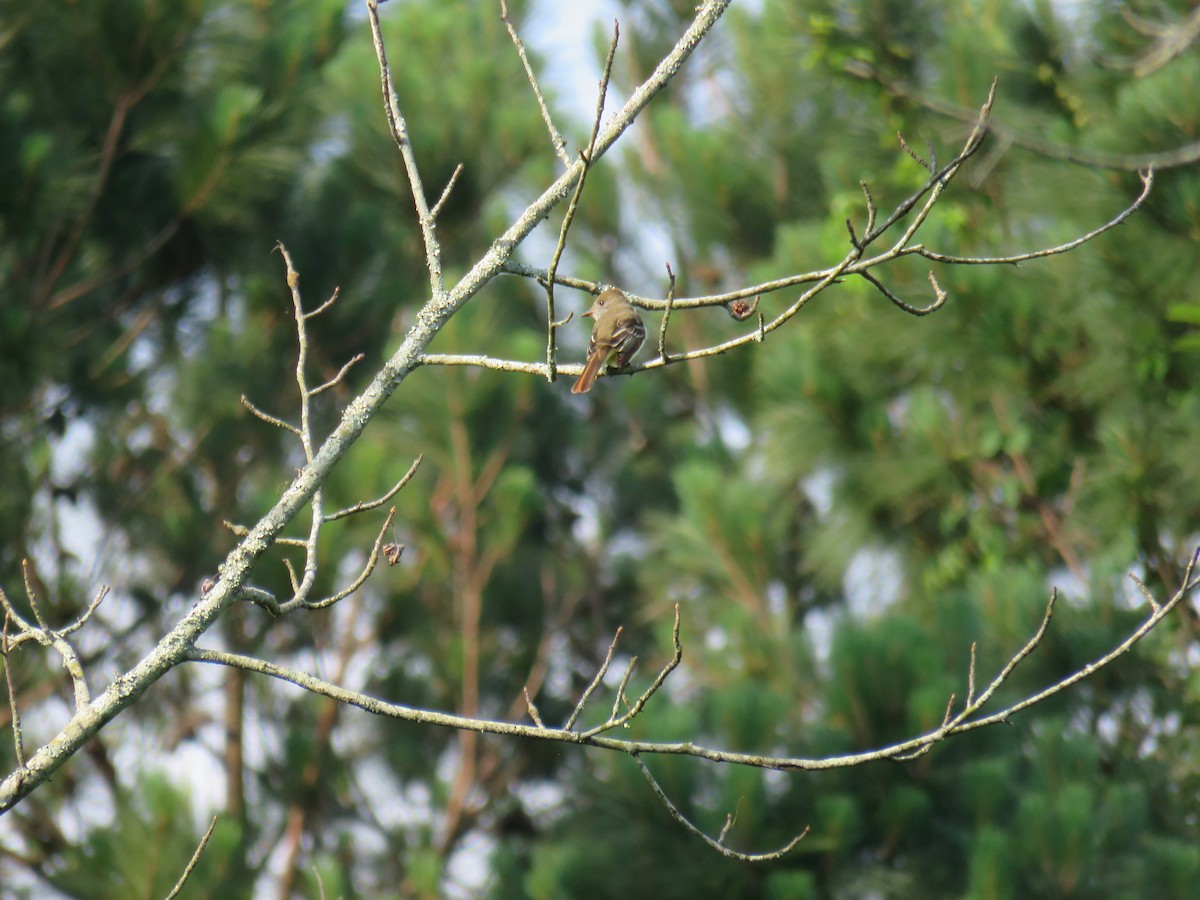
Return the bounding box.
[445,830,497,899]
[526,0,622,132]
[803,468,835,519]
[844,545,903,618]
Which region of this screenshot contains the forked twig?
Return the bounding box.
[301,507,398,611]
[365,0,447,298]
[185,553,1199,775]
[582,604,682,738]
[632,755,809,861]
[564,626,623,731]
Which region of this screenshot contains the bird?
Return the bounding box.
[571,288,646,394]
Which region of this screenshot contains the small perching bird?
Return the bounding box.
[571,288,646,394]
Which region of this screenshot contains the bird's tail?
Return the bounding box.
[571,350,608,393]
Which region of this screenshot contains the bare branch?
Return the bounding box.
[241,395,302,437]
[305,285,342,320]
[22,561,49,633]
[523,688,545,729]
[2,0,738,814]
[607,657,637,724]
[283,557,301,594]
[857,268,947,317]
[584,605,682,739]
[3,564,94,713]
[365,0,447,298]
[431,163,465,221]
[164,815,219,900]
[0,587,32,635]
[623,604,683,723]
[564,626,623,731]
[966,642,978,708]
[897,131,932,172]
[178,558,1198,777]
[238,586,280,617]
[299,507,398,611]
[632,756,808,861]
[500,0,570,166]
[502,262,599,295]
[1125,6,1200,77]
[860,180,877,233]
[59,586,110,637]
[917,170,1154,265]
[311,353,365,398]
[420,354,578,377]
[657,263,676,362]
[968,589,1057,715]
[223,519,308,547]
[1129,572,1160,614]
[326,454,423,521]
[941,692,957,727]
[2,615,25,768]
[436,91,1152,382]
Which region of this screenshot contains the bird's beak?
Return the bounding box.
[581,310,594,318]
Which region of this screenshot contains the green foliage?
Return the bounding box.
[44,773,244,899]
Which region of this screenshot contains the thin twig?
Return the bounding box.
[59,586,110,637]
[623,604,682,722]
[633,756,809,861]
[22,562,49,633]
[2,615,25,768]
[311,354,365,397]
[602,657,639,729]
[183,553,1200,773]
[941,692,957,727]
[543,19,620,380]
[861,180,877,233]
[657,263,676,361]
[917,170,1154,265]
[241,396,302,437]
[299,507,398,611]
[431,163,465,220]
[164,815,219,900]
[365,0,446,299]
[968,589,1057,714]
[500,1,570,166]
[1128,573,1160,614]
[523,688,545,729]
[857,268,948,316]
[0,587,30,634]
[584,605,683,739]
[564,626,623,731]
[434,97,1151,378]
[305,285,341,320]
[897,131,932,172]
[326,454,423,521]
[966,642,978,708]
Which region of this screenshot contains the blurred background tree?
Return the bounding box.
[2,0,1198,898]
